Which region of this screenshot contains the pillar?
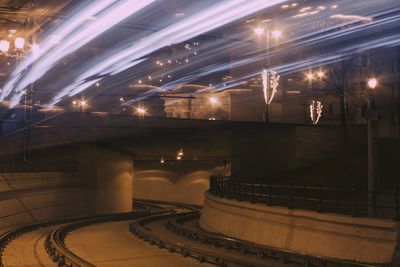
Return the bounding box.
[79,145,133,215]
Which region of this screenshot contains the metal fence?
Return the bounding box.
[209,176,400,221]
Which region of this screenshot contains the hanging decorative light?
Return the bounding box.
[309,100,323,124]
[261,69,280,105]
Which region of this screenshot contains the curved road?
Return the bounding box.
[65,220,212,267]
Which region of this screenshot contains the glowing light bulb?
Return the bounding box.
[253,27,265,36]
[14,37,25,49]
[306,73,314,81]
[317,71,325,79]
[0,40,10,53]
[271,30,282,39]
[368,78,377,89]
[209,96,218,105]
[135,106,147,116]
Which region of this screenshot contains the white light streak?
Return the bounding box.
[2,0,155,106]
[49,0,287,106]
[331,14,373,22]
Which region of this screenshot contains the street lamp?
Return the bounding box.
[368,78,377,89]
[209,96,219,119]
[0,40,10,53]
[367,77,378,216]
[14,37,25,50]
[135,106,147,117]
[253,27,265,37]
[209,96,219,105]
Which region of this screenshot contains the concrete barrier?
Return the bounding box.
[0,172,89,233]
[200,192,399,264]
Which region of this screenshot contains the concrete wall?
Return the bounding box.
[133,163,227,205]
[231,124,367,185]
[0,146,134,232]
[200,193,398,264]
[0,172,89,232]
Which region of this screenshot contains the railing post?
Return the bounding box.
[317,186,323,213]
[288,184,293,209]
[251,179,256,203]
[395,186,400,221]
[351,187,357,217]
[209,176,215,194]
[237,180,242,201]
[372,187,377,217]
[267,183,272,206]
[218,177,223,197]
[228,177,233,199]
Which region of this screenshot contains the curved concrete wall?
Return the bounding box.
[0,172,89,232]
[200,193,398,264]
[133,164,226,205]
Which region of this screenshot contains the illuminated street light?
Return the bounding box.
[135,106,147,116]
[368,78,378,89]
[14,37,25,50]
[366,77,378,216]
[253,27,265,36]
[0,40,10,53]
[271,30,282,39]
[176,148,184,160]
[306,72,314,81]
[209,96,219,105]
[317,71,325,79]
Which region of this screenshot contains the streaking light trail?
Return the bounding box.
[48,0,288,107]
[2,0,155,106]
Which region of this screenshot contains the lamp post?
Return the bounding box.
[254,27,281,122]
[367,78,378,216]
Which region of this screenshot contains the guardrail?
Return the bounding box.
[166,212,382,267]
[209,176,400,220]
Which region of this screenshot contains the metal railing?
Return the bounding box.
[209,176,400,221]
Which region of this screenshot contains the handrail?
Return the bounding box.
[209,176,400,220]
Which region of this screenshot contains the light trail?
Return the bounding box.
[47,0,288,107]
[121,7,400,103]
[2,0,155,106]
[2,0,400,110]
